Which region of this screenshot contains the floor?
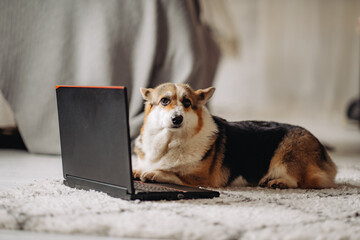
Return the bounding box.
[0,150,61,192]
[0,150,136,240]
[0,106,359,240]
[0,229,130,240]
[1,145,360,239]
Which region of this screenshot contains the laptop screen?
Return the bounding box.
[56,86,134,193]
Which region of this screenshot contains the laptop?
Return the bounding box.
[56,85,220,200]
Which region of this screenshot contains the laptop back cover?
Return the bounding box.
[56,86,134,194]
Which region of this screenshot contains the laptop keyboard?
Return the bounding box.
[133,181,183,192]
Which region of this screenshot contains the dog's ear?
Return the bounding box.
[195,87,216,106]
[140,88,153,101]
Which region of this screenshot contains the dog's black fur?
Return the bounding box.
[213,117,299,184]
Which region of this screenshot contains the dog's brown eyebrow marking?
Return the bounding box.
[177,84,196,99]
[182,95,189,100]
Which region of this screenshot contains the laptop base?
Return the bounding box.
[64,176,220,201]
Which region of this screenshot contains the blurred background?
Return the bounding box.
[0,0,359,154]
[206,0,360,153]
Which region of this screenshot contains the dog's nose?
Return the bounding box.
[171,115,183,125]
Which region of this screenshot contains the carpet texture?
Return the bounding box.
[1,157,360,240]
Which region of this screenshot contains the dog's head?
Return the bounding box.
[140,83,215,132]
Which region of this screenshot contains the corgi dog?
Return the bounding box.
[133,83,337,189]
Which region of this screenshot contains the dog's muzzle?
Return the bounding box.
[171,115,183,128]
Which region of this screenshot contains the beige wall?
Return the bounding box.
[208,0,359,127]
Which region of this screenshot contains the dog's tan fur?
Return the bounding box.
[259,128,337,189]
[134,83,337,189]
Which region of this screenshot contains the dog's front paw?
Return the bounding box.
[140,170,183,185]
[132,169,142,179]
[140,171,163,183]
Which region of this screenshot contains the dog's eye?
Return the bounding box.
[160,97,171,106]
[183,99,191,108]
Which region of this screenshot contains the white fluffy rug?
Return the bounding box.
[1,156,360,240]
